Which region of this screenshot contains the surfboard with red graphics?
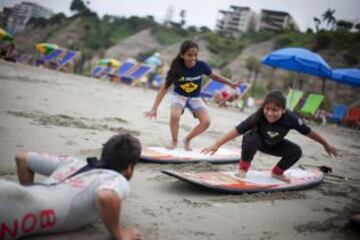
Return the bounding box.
[162,166,325,193]
[140,146,240,164]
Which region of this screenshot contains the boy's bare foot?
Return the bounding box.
[234,170,247,179]
[183,139,192,151]
[166,141,177,150]
[271,173,291,183]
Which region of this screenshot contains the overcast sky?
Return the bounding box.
[1,0,360,31]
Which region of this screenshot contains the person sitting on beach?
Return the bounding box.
[145,39,242,151]
[202,90,337,183]
[0,133,143,240]
[0,43,17,62]
[213,85,240,108]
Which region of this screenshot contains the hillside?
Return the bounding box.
[9,14,360,105]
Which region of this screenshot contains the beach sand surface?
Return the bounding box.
[0,60,359,240]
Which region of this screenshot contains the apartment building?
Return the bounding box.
[258,9,299,32]
[216,5,256,37]
[5,2,54,33]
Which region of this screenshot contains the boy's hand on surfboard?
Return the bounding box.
[324,144,337,157]
[144,109,157,120]
[201,144,219,155]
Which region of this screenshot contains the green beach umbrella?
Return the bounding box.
[0,27,14,42]
[35,43,59,55]
[97,58,121,68]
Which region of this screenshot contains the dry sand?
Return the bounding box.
[0,60,359,240]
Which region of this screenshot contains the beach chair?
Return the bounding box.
[16,54,33,64]
[286,89,304,111]
[121,64,152,85]
[92,65,104,78]
[109,61,137,82]
[152,74,165,88]
[55,50,78,71]
[36,48,63,66]
[200,80,225,99]
[99,66,113,80]
[299,93,324,117]
[343,107,360,127]
[328,104,347,124]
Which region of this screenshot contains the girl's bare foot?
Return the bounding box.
[183,139,192,151]
[166,141,177,150]
[235,170,247,179]
[271,173,291,183]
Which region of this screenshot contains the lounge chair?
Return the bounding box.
[152,74,165,88]
[121,64,152,85]
[201,80,225,99]
[36,48,63,66]
[343,107,360,127]
[99,66,113,80]
[299,93,324,117]
[16,54,33,64]
[328,104,347,124]
[92,65,104,78]
[55,50,78,70]
[286,89,304,111]
[109,61,137,82]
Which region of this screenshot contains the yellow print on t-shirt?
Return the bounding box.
[180,82,198,93]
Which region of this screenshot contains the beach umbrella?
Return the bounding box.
[331,68,360,87]
[0,27,14,42]
[262,47,332,93]
[35,43,59,55]
[97,58,121,68]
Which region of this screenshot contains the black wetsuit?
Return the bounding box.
[236,110,311,171]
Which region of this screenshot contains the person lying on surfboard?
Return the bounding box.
[202,90,337,183]
[144,40,242,151]
[0,133,142,240]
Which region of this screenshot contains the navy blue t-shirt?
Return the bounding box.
[236,110,311,146]
[173,60,212,97]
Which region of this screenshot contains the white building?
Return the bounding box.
[6,2,54,33]
[216,6,257,37]
[257,9,299,32]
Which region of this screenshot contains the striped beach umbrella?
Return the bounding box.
[97,58,121,68]
[0,27,14,42]
[35,43,59,55]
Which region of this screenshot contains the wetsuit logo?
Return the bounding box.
[180,82,198,93]
[267,131,279,138]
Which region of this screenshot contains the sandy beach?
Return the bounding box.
[0,60,359,240]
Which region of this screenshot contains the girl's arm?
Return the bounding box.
[209,72,242,89]
[144,84,169,119]
[202,129,240,155]
[306,130,337,157]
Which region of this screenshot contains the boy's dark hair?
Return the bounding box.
[250,90,286,127]
[100,133,141,172]
[165,40,199,88]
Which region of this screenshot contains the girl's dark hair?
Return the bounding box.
[250,90,286,127]
[165,40,199,88]
[100,133,141,172]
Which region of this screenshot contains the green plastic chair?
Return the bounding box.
[286,89,304,111]
[299,93,324,116]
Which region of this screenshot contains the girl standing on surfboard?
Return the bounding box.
[202,90,337,183]
[145,40,242,151]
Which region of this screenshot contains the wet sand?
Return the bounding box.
[0,60,359,239]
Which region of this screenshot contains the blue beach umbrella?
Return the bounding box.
[331,68,360,87]
[262,47,332,92]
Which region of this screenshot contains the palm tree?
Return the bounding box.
[313,17,321,32]
[322,9,336,30]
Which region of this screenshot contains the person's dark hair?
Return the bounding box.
[250,90,286,127]
[165,40,199,88]
[100,133,141,172]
